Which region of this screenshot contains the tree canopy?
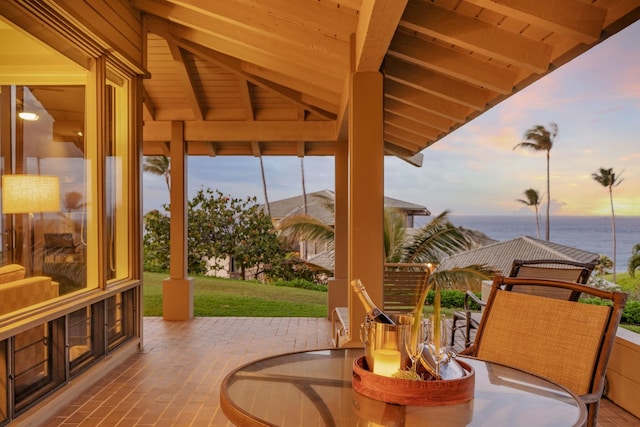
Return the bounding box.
[144,189,284,279]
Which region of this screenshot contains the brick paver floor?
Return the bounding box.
[37,317,639,426]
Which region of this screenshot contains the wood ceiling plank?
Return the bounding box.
[384,111,441,140]
[464,0,606,43]
[384,98,455,132]
[241,62,342,109]
[384,133,425,152]
[134,0,349,74]
[385,79,471,122]
[157,29,339,119]
[158,19,346,88]
[383,56,493,110]
[385,123,429,145]
[388,31,517,94]
[401,1,552,73]
[384,142,425,167]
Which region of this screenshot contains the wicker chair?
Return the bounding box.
[460,275,627,427]
[451,259,596,348]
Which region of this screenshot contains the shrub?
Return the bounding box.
[622,300,640,325]
[425,289,482,311]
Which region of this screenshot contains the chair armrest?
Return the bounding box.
[458,344,477,356]
[464,290,485,311]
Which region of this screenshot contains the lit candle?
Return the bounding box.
[373,349,401,377]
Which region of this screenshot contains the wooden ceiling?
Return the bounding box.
[4,1,639,164]
[137,0,640,164]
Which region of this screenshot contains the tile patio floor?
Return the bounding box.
[38,317,639,426]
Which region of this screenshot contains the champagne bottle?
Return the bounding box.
[350,279,395,324]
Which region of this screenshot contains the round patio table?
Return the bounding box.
[220,348,586,427]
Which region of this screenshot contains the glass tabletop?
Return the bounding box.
[220,348,587,427]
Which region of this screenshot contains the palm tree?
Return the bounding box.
[592,167,623,283]
[258,156,270,216]
[143,155,171,193]
[628,243,640,279]
[596,254,613,279]
[517,188,541,239]
[514,123,557,240]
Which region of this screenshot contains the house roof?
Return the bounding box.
[265,189,430,224]
[436,235,600,276]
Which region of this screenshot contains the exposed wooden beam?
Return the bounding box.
[166,40,205,120]
[206,141,217,157]
[142,87,156,120]
[239,79,254,121]
[465,0,606,43]
[355,0,409,71]
[297,141,306,157]
[241,62,341,110]
[383,56,493,111]
[160,141,170,157]
[137,3,347,88]
[384,143,424,167]
[401,1,552,73]
[385,79,471,122]
[148,24,338,120]
[251,141,261,157]
[388,32,517,94]
[144,120,337,142]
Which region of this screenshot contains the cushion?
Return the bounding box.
[0,264,26,284]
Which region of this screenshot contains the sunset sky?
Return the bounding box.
[143,21,640,217]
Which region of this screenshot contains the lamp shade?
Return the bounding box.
[2,174,61,214]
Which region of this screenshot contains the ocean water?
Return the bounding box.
[416,215,640,271]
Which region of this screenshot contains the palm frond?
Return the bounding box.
[430,264,498,289]
[402,211,474,264]
[277,214,334,244]
[384,208,407,262]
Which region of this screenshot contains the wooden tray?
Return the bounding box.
[352,356,475,406]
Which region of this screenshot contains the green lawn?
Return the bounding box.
[143,271,640,334]
[143,272,327,317]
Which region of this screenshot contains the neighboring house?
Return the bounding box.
[436,235,600,291]
[266,189,431,268]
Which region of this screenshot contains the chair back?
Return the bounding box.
[383,263,430,313]
[474,275,626,397]
[44,233,75,253]
[508,259,596,301]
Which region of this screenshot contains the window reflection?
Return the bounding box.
[0,85,89,308]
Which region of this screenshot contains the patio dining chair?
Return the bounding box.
[460,275,627,427]
[450,259,596,348]
[382,263,431,314]
[330,263,430,347]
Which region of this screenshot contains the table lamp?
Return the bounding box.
[2,174,61,268]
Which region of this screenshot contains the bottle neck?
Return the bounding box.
[352,280,378,313]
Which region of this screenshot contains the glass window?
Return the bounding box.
[105,75,131,283]
[1,85,90,301]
